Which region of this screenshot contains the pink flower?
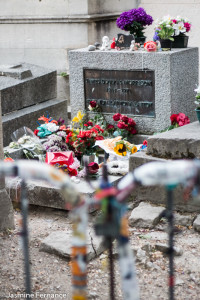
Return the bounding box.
[184,22,191,32]
[177,113,190,126]
[117,121,128,129]
[87,162,99,174]
[143,140,148,146]
[120,115,129,123]
[144,41,157,52]
[113,113,121,121]
[172,19,177,24]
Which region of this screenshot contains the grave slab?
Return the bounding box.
[69,48,198,134]
[0,63,57,115]
[147,121,200,159]
[128,202,165,228]
[129,148,200,213]
[6,175,121,210]
[40,228,106,261]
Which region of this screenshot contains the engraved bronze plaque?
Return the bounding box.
[84,69,155,117]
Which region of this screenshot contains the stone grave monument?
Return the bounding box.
[69,48,198,134]
[0,63,68,146]
[0,96,14,231]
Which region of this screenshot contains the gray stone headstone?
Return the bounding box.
[0,96,14,231]
[0,62,57,115]
[69,48,198,134]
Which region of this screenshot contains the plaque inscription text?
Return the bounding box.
[84,69,155,117]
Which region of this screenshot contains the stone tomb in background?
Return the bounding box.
[0,63,68,146]
[69,48,198,134]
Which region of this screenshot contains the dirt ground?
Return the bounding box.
[1,205,200,300]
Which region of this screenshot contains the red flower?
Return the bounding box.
[93,125,104,133]
[66,132,73,143]
[90,101,97,108]
[117,121,128,130]
[84,124,88,127]
[170,114,179,125]
[113,113,121,121]
[95,136,104,140]
[128,118,136,126]
[120,115,129,123]
[87,162,99,174]
[129,128,137,135]
[68,168,78,177]
[87,121,93,126]
[143,140,148,146]
[107,124,115,130]
[34,129,39,136]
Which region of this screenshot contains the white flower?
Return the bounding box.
[194,86,200,94]
[88,105,93,111]
[46,123,59,132]
[173,21,186,36]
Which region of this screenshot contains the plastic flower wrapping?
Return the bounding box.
[95,136,139,159]
[10,127,45,161]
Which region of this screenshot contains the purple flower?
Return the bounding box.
[153,29,160,41]
[57,117,65,126]
[116,7,153,36]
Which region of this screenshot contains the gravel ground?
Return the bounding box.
[0,206,200,300]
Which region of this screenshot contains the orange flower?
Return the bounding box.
[4,157,14,162]
[38,115,58,125]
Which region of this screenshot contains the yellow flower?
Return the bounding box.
[72,111,84,123]
[131,145,137,154]
[114,143,127,156]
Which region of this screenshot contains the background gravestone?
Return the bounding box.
[0,63,68,146]
[0,95,14,231]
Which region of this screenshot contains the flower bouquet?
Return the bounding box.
[34,115,68,138]
[10,127,45,161]
[95,136,138,159]
[66,124,104,157]
[112,113,137,140]
[154,15,191,48]
[116,7,153,43]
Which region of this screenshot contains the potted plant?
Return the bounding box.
[116,7,153,45]
[154,16,174,50]
[194,85,200,122]
[171,16,191,48]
